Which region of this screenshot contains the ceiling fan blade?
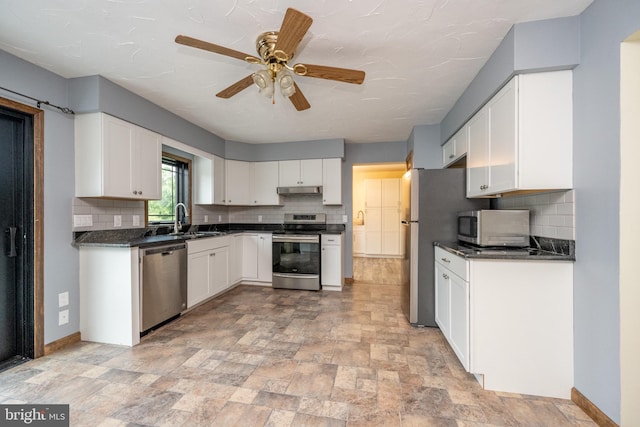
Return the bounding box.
[294,63,365,84]
[274,8,313,60]
[175,35,261,63]
[289,83,310,111]
[216,75,255,99]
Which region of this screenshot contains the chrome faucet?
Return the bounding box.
[173,203,188,234]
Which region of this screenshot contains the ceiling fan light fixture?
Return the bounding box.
[277,68,296,97]
[252,69,274,97]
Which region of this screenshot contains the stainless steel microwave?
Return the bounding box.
[457,209,530,247]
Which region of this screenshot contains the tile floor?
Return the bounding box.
[0,260,596,426]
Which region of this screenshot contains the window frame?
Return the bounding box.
[145,152,192,226]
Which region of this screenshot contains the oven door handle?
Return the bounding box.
[272,235,319,243]
[273,273,320,279]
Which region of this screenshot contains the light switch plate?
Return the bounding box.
[204,215,209,223]
[342,215,348,223]
[114,215,122,227]
[258,215,263,223]
[58,292,69,308]
[132,215,140,226]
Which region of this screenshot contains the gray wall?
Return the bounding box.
[69,76,225,155]
[441,16,580,142]
[407,124,441,169]
[226,138,344,161]
[572,1,640,422]
[0,50,78,344]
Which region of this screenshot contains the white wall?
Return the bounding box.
[620,32,640,427]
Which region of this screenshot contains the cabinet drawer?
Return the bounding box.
[321,234,341,246]
[187,235,231,254]
[435,246,467,280]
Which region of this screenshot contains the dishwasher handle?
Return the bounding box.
[142,243,186,256]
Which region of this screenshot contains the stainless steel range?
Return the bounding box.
[272,213,326,291]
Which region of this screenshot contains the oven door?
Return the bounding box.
[272,234,320,290]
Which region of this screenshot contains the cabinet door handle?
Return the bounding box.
[442,273,449,280]
[441,257,450,263]
[449,154,455,159]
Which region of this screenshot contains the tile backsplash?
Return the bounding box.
[493,190,575,240]
[72,198,145,231]
[72,195,346,231]
[227,195,346,224]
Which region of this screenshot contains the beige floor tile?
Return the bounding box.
[0,268,596,427]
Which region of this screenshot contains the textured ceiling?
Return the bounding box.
[0,0,592,144]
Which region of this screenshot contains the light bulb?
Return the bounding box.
[278,68,296,97]
[252,69,274,98]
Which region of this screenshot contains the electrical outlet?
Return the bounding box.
[258,215,262,223]
[73,215,92,227]
[132,215,140,227]
[218,215,222,222]
[204,215,209,223]
[114,215,122,227]
[58,310,69,326]
[342,215,348,223]
[58,292,69,308]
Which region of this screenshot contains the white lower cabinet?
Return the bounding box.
[79,246,141,347]
[434,246,573,399]
[353,226,366,255]
[240,233,272,283]
[187,236,230,308]
[321,234,344,290]
[230,234,243,284]
[435,248,469,370]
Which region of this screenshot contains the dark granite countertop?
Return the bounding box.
[434,236,575,262]
[73,223,346,248]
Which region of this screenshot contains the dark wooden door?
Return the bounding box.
[0,106,33,367]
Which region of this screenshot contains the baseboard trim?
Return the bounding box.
[571,387,618,427]
[43,332,81,356]
[344,277,354,284]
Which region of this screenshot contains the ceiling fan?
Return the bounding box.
[175,8,365,111]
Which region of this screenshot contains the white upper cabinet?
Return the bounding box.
[322,158,342,205]
[194,154,226,205]
[75,112,161,199]
[225,160,279,206]
[225,160,254,205]
[442,126,468,168]
[253,161,280,205]
[278,159,323,186]
[466,70,573,198]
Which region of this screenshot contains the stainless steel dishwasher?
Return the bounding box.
[140,243,187,334]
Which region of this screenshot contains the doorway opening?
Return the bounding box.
[0,97,44,371]
[351,162,406,285]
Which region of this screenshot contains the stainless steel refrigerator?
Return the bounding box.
[400,168,489,327]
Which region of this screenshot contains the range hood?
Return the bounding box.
[277,186,323,195]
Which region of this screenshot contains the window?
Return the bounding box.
[147,154,190,225]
